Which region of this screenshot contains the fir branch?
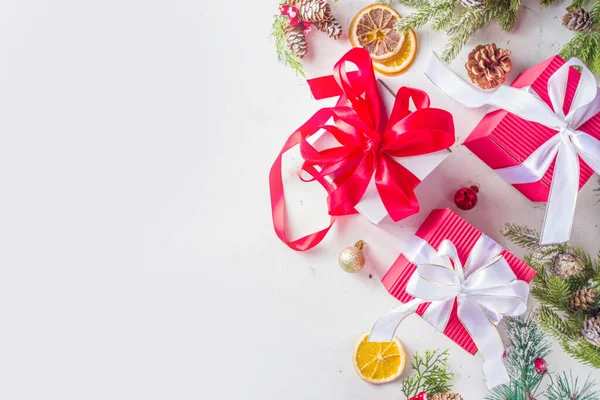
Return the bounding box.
[560,30,600,76]
[379,0,424,7]
[397,0,457,32]
[401,349,454,398]
[537,305,578,339]
[442,0,510,62]
[562,337,600,368]
[590,0,600,21]
[502,223,542,250]
[271,14,305,77]
[545,371,599,400]
[499,0,521,31]
[567,0,588,10]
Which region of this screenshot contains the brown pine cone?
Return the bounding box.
[466,43,512,90]
[313,19,342,39]
[432,393,463,400]
[551,251,585,279]
[570,287,598,311]
[284,23,308,59]
[562,8,593,32]
[288,0,332,22]
[582,316,600,347]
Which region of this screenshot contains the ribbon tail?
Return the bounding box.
[369,298,424,342]
[458,298,509,389]
[540,137,580,244]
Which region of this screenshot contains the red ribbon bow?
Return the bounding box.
[270,48,455,251]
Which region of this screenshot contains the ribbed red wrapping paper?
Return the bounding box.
[464,55,600,202]
[381,209,536,355]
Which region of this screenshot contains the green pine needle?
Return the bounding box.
[546,371,599,399]
[271,14,305,77]
[401,349,454,398]
[502,223,543,250]
[499,0,521,31]
[538,305,578,339]
[567,0,587,10]
[560,30,600,77]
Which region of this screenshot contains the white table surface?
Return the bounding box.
[1,0,599,399]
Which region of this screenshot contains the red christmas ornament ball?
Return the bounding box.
[454,185,479,210]
[534,357,547,374]
[417,392,429,400]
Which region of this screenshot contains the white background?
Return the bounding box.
[0,0,599,399]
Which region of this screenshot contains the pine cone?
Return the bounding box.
[461,0,486,7]
[562,8,594,32]
[551,252,585,279]
[313,19,342,39]
[284,23,308,59]
[432,393,463,400]
[466,43,512,90]
[288,0,332,22]
[570,287,598,311]
[582,316,600,347]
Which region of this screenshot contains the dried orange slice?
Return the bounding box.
[349,4,405,62]
[373,28,418,76]
[352,332,406,384]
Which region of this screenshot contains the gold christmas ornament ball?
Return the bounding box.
[338,241,366,273]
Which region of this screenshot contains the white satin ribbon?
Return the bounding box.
[425,53,600,244]
[369,234,529,389]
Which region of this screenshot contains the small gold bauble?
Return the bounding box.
[338,240,366,273]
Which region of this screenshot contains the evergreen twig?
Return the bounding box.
[546,371,600,400]
[485,317,551,400]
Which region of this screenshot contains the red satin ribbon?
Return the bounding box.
[270,48,455,251]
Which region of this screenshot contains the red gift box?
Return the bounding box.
[381,209,536,354]
[464,55,600,202]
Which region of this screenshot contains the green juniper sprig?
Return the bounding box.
[401,349,454,399]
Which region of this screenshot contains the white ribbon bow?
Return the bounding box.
[369,234,529,389]
[426,54,600,244]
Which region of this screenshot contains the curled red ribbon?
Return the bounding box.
[270,48,455,251]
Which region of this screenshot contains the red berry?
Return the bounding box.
[302,20,312,30]
[279,4,291,15]
[289,16,300,26]
[417,393,429,400]
[409,398,418,400]
[534,358,547,375]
